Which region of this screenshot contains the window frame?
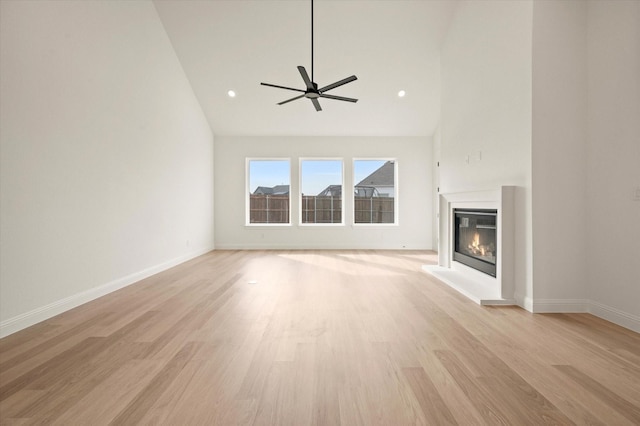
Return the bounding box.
[352,158,399,226]
[299,158,345,226]
[245,157,292,227]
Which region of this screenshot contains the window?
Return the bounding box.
[247,159,290,225]
[300,159,343,224]
[353,159,397,224]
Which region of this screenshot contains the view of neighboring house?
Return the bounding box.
[252,185,290,195]
[316,184,343,197]
[315,161,393,198]
[317,184,379,198]
[356,160,395,197]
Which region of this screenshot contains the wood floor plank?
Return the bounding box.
[434,349,512,425]
[50,359,162,425]
[555,364,640,424]
[415,345,489,425]
[402,366,457,425]
[337,386,371,426]
[0,316,117,386]
[0,389,45,421]
[137,359,211,425]
[0,250,639,425]
[0,312,116,375]
[6,314,160,422]
[313,339,342,426]
[109,342,202,425]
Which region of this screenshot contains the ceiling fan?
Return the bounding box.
[260,0,358,112]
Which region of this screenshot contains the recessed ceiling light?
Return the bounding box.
[227,90,236,98]
[398,90,406,98]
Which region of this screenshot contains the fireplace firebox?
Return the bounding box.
[453,209,497,277]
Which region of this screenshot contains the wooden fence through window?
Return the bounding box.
[302,196,342,223]
[249,195,290,224]
[354,197,395,224]
[250,195,394,224]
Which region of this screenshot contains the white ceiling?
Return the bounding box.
[153,0,457,137]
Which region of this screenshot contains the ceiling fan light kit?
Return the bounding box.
[260,0,358,111]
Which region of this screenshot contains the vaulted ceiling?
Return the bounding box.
[153,0,457,137]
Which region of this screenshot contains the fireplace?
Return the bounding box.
[453,209,497,277]
[427,187,514,305]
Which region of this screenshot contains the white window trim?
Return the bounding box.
[352,158,399,227]
[299,157,345,226]
[245,157,292,227]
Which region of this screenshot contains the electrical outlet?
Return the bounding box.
[634,186,640,201]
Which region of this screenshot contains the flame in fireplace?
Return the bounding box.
[472,232,480,249]
[469,232,486,256]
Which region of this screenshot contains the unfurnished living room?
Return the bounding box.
[1,0,639,424]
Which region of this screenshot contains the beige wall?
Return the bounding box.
[440,0,534,306]
[214,136,433,249]
[0,1,214,336]
[586,0,640,328]
[532,0,589,306]
[531,0,640,331]
[440,0,639,331]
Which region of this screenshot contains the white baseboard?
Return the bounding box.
[531,298,640,334]
[515,294,533,312]
[589,301,640,334]
[0,246,214,338]
[214,243,430,250]
[532,298,590,313]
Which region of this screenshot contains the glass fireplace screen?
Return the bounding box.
[453,209,497,277]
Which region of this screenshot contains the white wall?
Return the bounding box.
[586,0,640,328]
[432,126,442,251]
[531,0,589,308]
[214,136,432,249]
[528,0,639,331]
[439,0,533,306]
[0,1,214,336]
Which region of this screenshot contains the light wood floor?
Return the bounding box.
[1,250,639,425]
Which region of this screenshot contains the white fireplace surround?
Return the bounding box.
[424,186,516,305]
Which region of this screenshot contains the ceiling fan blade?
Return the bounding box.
[311,98,322,111]
[297,66,315,90]
[261,82,306,93]
[318,75,357,93]
[319,93,358,103]
[278,94,306,105]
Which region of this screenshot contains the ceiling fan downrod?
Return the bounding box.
[311,0,314,83]
[259,0,358,111]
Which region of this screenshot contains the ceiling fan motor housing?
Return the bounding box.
[305,83,320,99]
